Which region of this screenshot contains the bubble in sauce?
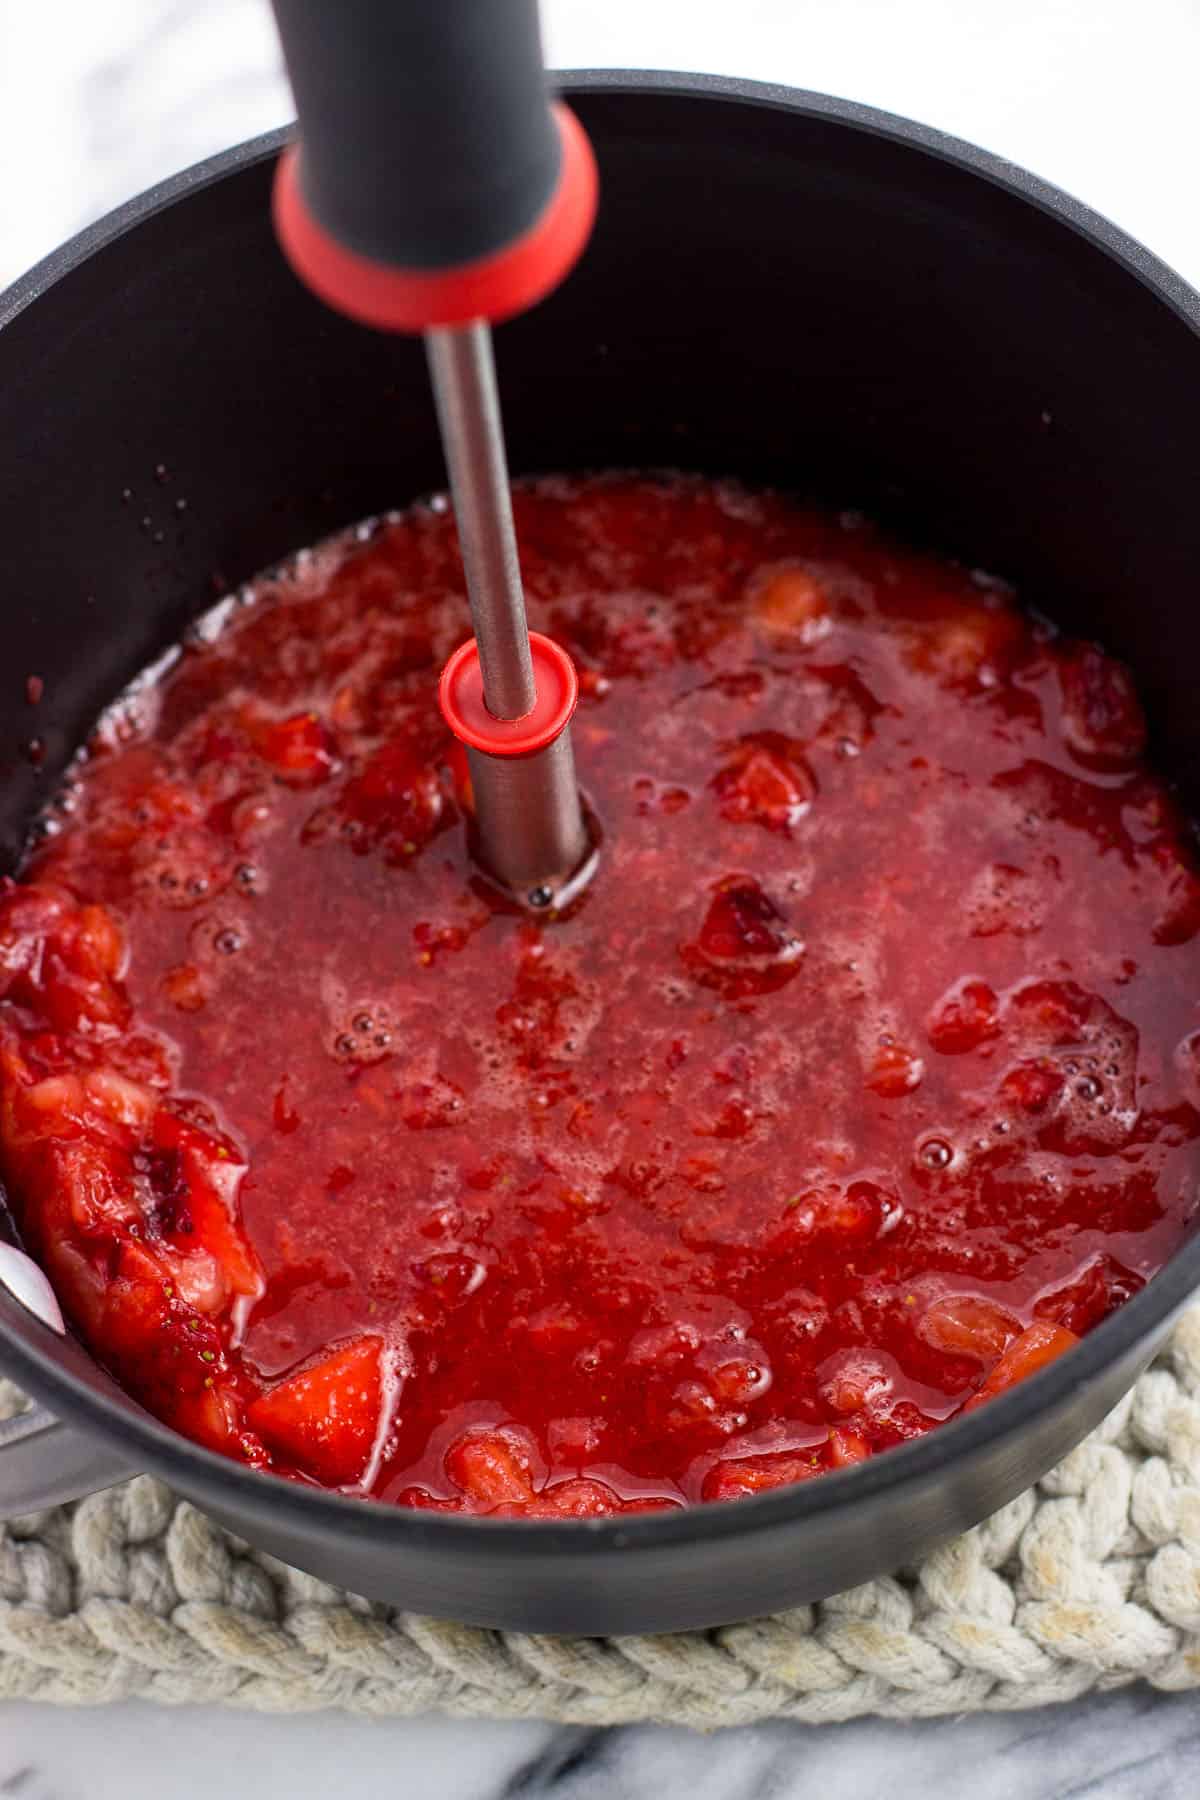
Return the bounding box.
[918,1137,953,1172]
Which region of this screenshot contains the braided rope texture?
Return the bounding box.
[3,1310,1200,1726]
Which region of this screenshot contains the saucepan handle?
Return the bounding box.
[0,1401,137,1518]
[0,1244,138,1516]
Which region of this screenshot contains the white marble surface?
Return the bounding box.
[3,1684,1200,1799]
[4,0,1200,1791]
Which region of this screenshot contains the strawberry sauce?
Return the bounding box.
[2,474,1198,1515]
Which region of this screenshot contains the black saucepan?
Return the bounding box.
[1,73,1198,1634]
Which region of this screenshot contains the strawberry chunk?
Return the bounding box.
[33,1224,251,1454]
[1151,842,1200,948]
[396,1074,466,1131]
[1057,645,1146,770]
[0,880,71,992]
[337,739,446,855]
[828,1426,871,1468]
[162,961,208,1012]
[694,879,793,959]
[903,596,1021,685]
[499,1477,620,1519]
[444,1424,538,1508]
[703,1449,823,1500]
[866,1037,924,1097]
[147,1110,263,1305]
[749,564,830,642]
[819,1348,893,1415]
[917,1295,1020,1363]
[53,1138,141,1237]
[1005,979,1091,1044]
[775,1179,892,1249]
[1033,1255,1143,1336]
[0,883,129,1035]
[927,978,999,1055]
[712,735,814,831]
[681,877,804,999]
[999,1060,1066,1117]
[246,710,336,785]
[963,1322,1078,1412]
[248,1336,385,1485]
[172,1383,249,1457]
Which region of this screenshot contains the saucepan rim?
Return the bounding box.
[1,68,1198,1558]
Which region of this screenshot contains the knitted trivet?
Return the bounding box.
[3,1308,1200,1725]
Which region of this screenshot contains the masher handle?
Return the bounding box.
[269,0,596,331]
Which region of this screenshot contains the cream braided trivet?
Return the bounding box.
[3,1308,1200,1726]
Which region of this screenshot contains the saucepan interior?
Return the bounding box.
[0,74,1198,1633]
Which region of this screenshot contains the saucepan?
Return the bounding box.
[1,73,1198,1634]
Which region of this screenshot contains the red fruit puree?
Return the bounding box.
[2,475,1199,1516]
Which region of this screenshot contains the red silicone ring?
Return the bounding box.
[272,105,597,333]
[439,633,578,758]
